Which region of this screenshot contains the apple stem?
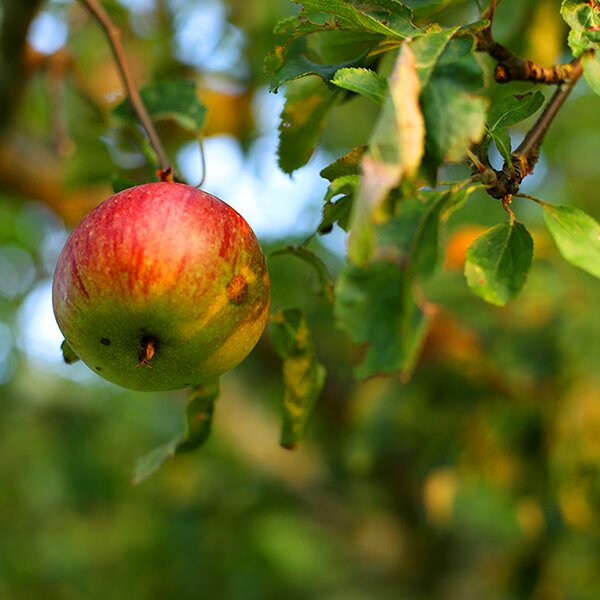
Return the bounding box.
[136,336,156,369]
[78,0,172,175]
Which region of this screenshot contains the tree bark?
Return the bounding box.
[0,0,44,130]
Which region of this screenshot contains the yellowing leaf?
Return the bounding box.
[271,309,326,448]
[374,43,425,177]
[348,44,425,264]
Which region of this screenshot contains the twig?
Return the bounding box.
[0,0,44,131]
[477,34,578,84]
[475,0,577,85]
[515,58,583,158]
[493,59,579,85]
[471,0,586,198]
[501,195,515,222]
[78,0,171,177]
[484,57,583,199]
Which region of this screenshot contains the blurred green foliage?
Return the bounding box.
[2,0,600,598]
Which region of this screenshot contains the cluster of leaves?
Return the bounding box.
[58,0,600,475]
[563,0,600,96]
[264,0,600,392]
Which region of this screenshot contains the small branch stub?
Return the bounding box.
[156,167,174,183]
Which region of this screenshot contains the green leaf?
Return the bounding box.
[583,52,600,95]
[410,26,458,87]
[269,55,342,92]
[543,204,600,278]
[324,174,360,202]
[132,379,220,484]
[318,174,359,233]
[293,0,416,38]
[487,92,545,131]
[60,339,80,364]
[132,440,178,486]
[113,81,207,133]
[268,0,416,81]
[465,221,534,306]
[269,246,335,302]
[269,52,369,92]
[331,67,388,103]
[375,187,476,280]
[561,0,600,56]
[308,30,383,63]
[278,78,338,173]
[335,262,430,379]
[420,36,487,179]
[318,151,365,234]
[320,145,366,181]
[489,129,513,166]
[319,195,353,233]
[271,309,326,449]
[177,381,220,453]
[413,1,477,22]
[485,92,545,166]
[385,191,449,279]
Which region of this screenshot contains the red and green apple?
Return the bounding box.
[52,182,270,391]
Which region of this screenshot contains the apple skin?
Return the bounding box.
[52,182,270,391]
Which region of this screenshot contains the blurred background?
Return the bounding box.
[2,0,600,598]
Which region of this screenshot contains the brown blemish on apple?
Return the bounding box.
[101,338,111,345]
[70,258,90,300]
[226,274,248,305]
[136,335,156,369]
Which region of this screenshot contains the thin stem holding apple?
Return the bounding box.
[78,0,172,178]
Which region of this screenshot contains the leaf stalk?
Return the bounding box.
[78,0,172,176]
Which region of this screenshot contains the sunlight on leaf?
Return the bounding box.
[348,44,425,264]
[332,67,388,103]
[543,204,600,279]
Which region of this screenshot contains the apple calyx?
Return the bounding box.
[136,335,156,369]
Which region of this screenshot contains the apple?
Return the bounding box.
[52,182,270,391]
